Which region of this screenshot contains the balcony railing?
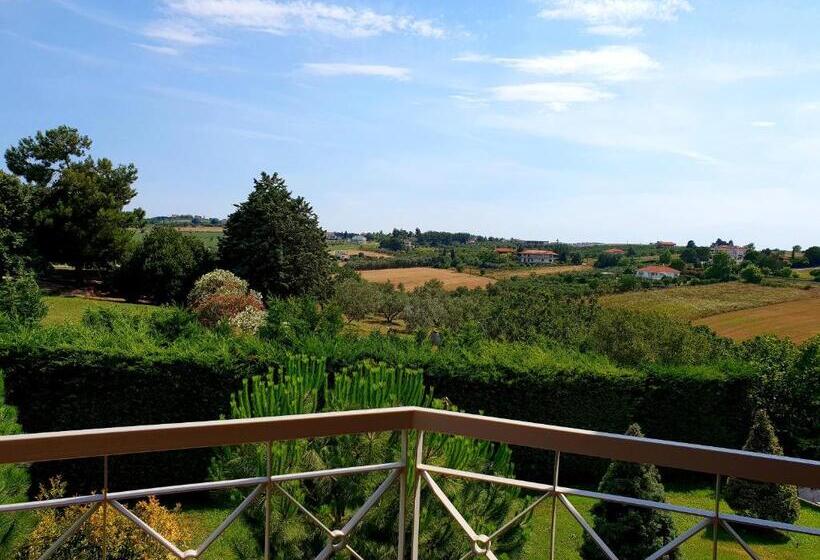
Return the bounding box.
[0,406,817,559]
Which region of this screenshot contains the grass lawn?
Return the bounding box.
[601,282,818,322]
[521,484,819,559]
[43,296,158,325]
[178,505,258,559]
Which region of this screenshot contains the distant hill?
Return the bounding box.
[147,215,225,227]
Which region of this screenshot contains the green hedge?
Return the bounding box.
[0,321,761,493]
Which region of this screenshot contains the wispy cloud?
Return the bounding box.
[143,20,216,45]
[303,63,410,80]
[455,46,659,82]
[538,0,692,36]
[1,30,109,66]
[751,121,776,128]
[489,82,613,111]
[161,0,445,39]
[133,43,180,56]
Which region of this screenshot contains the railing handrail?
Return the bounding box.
[1,406,817,487]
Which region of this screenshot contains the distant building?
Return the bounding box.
[351,235,367,245]
[604,248,626,255]
[711,242,747,263]
[325,231,339,241]
[518,249,558,265]
[656,241,676,248]
[494,247,515,255]
[636,265,681,281]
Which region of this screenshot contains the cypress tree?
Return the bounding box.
[581,424,680,560]
[724,409,800,524]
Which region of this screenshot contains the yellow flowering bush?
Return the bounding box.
[20,478,190,560]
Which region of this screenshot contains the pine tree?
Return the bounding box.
[724,410,800,524]
[581,424,680,560]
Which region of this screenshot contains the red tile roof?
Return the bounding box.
[604,248,625,254]
[494,247,515,253]
[638,266,680,274]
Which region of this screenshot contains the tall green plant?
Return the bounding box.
[0,374,33,557]
[581,424,679,560]
[210,357,526,560]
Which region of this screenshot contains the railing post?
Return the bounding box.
[549,451,560,560]
[397,430,408,559]
[264,442,272,560]
[411,431,425,560]
[102,455,109,560]
[712,474,722,560]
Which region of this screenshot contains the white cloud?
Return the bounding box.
[162,0,445,39]
[538,0,692,35]
[586,24,641,37]
[751,121,776,128]
[134,43,180,56]
[143,20,215,45]
[489,82,613,111]
[456,46,658,82]
[303,63,410,80]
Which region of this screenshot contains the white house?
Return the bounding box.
[518,249,558,265]
[711,243,747,263]
[636,265,681,281]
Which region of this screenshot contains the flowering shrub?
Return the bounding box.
[20,477,190,560]
[187,269,249,309]
[229,305,267,335]
[191,292,264,329]
[187,270,265,331]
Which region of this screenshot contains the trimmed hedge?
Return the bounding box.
[0,321,761,493]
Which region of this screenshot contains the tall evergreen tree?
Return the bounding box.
[724,410,800,524]
[581,424,680,560]
[4,126,143,273]
[219,172,333,298]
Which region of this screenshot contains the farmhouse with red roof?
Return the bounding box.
[636,265,681,281]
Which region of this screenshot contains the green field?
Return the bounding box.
[43,296,158,325]
[521,484,819,559]
[601,282,818,322]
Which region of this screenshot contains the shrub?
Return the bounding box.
[228,305,267,335]
[724,410,800,524]
[20,477,190,560]
[740,263,763,284]
[581,424,679,560]
[188,269,264,328]
[0,373,33,557]
[193,291,264,328]
[187,269,249,308]
[117,226,215,303]
[0,271,46,326]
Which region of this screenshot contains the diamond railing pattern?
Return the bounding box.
[0,407,816,559]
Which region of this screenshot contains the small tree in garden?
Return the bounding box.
[724,410,800,524]
[117,226,215,303]
[581,424,680,560]
[376,282,407,324]
[332,278,379,323]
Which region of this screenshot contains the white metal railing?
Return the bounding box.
[0,407,817,559]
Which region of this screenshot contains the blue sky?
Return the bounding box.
[1,1,819,248]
